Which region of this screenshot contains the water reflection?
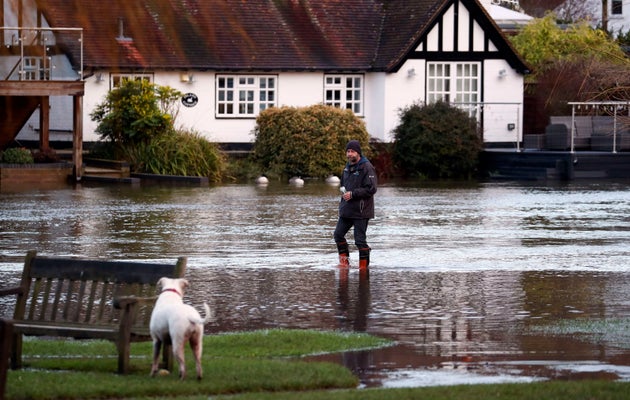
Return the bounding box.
[1,180,630,386]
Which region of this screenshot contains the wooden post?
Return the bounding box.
[72,95,83,181]
[39,96,50,150]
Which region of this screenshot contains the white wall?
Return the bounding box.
[482,59,524,144]
[380,60,426,142]
[38,65,523,146]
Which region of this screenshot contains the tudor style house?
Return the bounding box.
[2,0,529,155]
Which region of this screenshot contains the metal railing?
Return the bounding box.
[568,101,630,153]
[1,27,83,81]
[451,101,522,150]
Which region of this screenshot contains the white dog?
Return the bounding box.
[149,277,212,380]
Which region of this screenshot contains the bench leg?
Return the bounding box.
[9,332,21,370]
[117,339,130,374]
[162,342,173,371]
[1,320,14,400]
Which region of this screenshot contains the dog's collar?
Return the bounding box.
[161,288,182,297]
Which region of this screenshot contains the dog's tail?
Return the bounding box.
[191,303,213,325]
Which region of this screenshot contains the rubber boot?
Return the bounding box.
[358,247,370,270]
[336,241,350,267]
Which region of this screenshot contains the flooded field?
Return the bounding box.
[1,179,630,387]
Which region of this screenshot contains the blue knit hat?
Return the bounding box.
[346,140,362,155]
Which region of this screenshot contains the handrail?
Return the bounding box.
[1,26,83,81]
[568,101,630,154]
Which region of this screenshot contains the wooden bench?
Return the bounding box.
[0,250,187,374]
[0,320,11,400]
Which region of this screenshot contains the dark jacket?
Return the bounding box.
[339,156,377,219]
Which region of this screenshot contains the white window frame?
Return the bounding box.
[216,75,277,118]
[427,62,480,119]
[110,73,153,88]
[324,74,363,116]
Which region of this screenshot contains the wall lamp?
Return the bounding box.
[180,73,195,83]
[407,68,416,78]
[498,69,507,78]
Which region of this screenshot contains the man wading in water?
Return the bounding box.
[334,140,377,270]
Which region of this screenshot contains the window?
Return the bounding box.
[110,73,153,88]
[427,62,480,118]
[22,57,49,80]
[611,0,622,15]
[216,75,276,117]
[324,75,363,115]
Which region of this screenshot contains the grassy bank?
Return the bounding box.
[5,328,630,400]
[5,329,389,399]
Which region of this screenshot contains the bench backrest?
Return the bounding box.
[13,250,187,329]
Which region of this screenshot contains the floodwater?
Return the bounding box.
[1,179,630,388]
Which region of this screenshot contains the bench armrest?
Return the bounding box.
[113,295,157,309]
[0,286,24,297]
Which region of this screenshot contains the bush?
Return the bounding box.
[90,79,181,147]
[1,147,34,164]
[134,129,224,182]
[252,104,370,179]
[32,147,60,163]
[392,101,482,179]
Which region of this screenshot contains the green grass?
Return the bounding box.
[6,328,630,400]
[6,329,391,399]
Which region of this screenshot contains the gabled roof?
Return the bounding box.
[36,0,527,73]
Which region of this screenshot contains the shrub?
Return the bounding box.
[32,147,60,163]
[252,104,370,179]
[134,129,225,182]
[392,101,482,179]
[1,147,34,164]
[90,79,181,148]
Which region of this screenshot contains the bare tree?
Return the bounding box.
[554,0,599,23]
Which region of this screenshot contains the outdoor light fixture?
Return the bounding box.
[95,73,104,82]
[498,69,507,78]
[407,68,416,78]
[180,73,194,83]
